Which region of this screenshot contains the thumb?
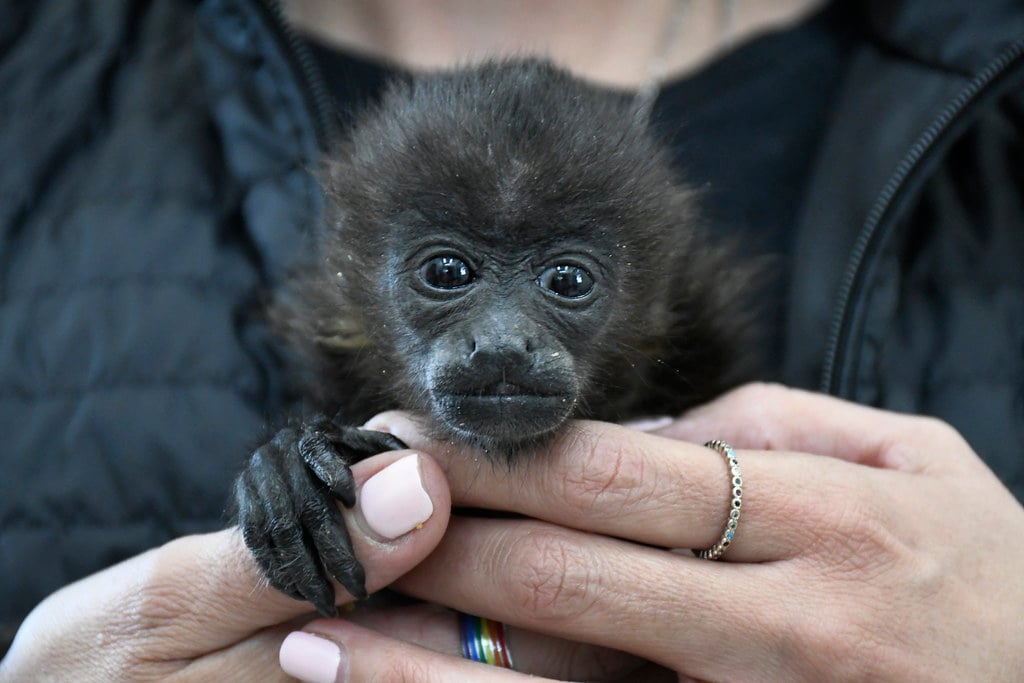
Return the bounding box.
[4,451,451,673]
[163,450,453,651]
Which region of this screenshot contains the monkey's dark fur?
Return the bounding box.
[236,59,757,617]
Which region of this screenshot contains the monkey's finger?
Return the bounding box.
[209,452,451,646]
[342,425,408,453]
[299,429,357,506]
[237,438,313,601]
[282,448,362,616]
[299,423,409,504]
[238,433,341,616]
[302,479,369,603]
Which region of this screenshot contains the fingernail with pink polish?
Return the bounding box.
[359,454,434,540]
[360,416,392,432]
[362,413,420,445]
[280,631,345,683]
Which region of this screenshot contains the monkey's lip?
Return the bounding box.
[447,391,572,410]
[453,393,571,406]
[459,380,553,397]
[435,391,576,441]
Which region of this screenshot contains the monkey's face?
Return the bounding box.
[378,223,620,452]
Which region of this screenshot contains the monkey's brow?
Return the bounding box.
[391,203,618,255]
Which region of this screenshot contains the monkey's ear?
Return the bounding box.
[267,270,371,357]
[313,320,371,351]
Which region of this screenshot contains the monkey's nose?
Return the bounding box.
[468,332,534,362]
[467,344,533,374]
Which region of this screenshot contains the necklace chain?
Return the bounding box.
[634,0,737,122]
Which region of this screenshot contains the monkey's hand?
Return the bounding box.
[234,414,407,617]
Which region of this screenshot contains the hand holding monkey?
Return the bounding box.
[0,452,451,682]
[279,384,1024,682]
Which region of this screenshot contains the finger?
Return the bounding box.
[237,432,353,614]
[305,481,367,608]
[211,450,449,639]
[394,516,783,680]
[166,625,300,682]
[365,411,866,561]
[27,450,451,662]
[343,603,649,681]
[281,620,550,683]
[299,430,357,506]
[284,448,356,614]
[658,382,976,473]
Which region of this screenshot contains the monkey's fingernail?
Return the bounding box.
[279,631,346,683]
[359,454,434,540]
[622,415,674,431]
[362,412,419,442]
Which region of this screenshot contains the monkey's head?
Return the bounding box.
[305,60,717,456]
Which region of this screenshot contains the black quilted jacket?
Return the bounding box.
[1,0,1022,647]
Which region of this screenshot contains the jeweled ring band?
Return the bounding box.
[459,613,515,668]
[694,439,742,560]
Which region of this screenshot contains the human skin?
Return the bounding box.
[5,384,1021,681]
[284,0,824,88]
[0,452,451,682]
[288,383,1024,682]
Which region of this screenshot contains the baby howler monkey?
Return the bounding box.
[235,59,757,617]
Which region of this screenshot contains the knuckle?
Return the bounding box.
[770,474,845,545]
[131,543,197,634]
[270,427,300,454]
[100,542,202,677]
[714,382,793,449]
[299,487,331,519]
[374,657,441,683]
[889,414,967,457]
[249,432,292,472]
[552,428,649,516]
[245,446,269,473]
[806,485,909,577]
[915,414,968,449]
[779,606,880,681]
[782,554,943,681]
[914,413,955,435]
[500,528,600,623]
[757,572,899,682]
[780,476,904,567]
[819,590,916,681]
[723,381,790,414]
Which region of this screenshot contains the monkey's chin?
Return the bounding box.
[434,393,576,455]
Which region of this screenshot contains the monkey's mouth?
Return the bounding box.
[467,380,544,397]
[432,384,576,449]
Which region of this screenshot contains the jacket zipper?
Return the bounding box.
[820,38,1024,396]
[254,0,338,148]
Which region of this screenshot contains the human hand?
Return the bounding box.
[280,384,1024,682]
[0,451,450,682]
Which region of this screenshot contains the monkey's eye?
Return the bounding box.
[419,255,474,289]
[537,264,594,299]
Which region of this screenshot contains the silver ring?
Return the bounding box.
[459,612,514,668]
[694,439,742,560]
